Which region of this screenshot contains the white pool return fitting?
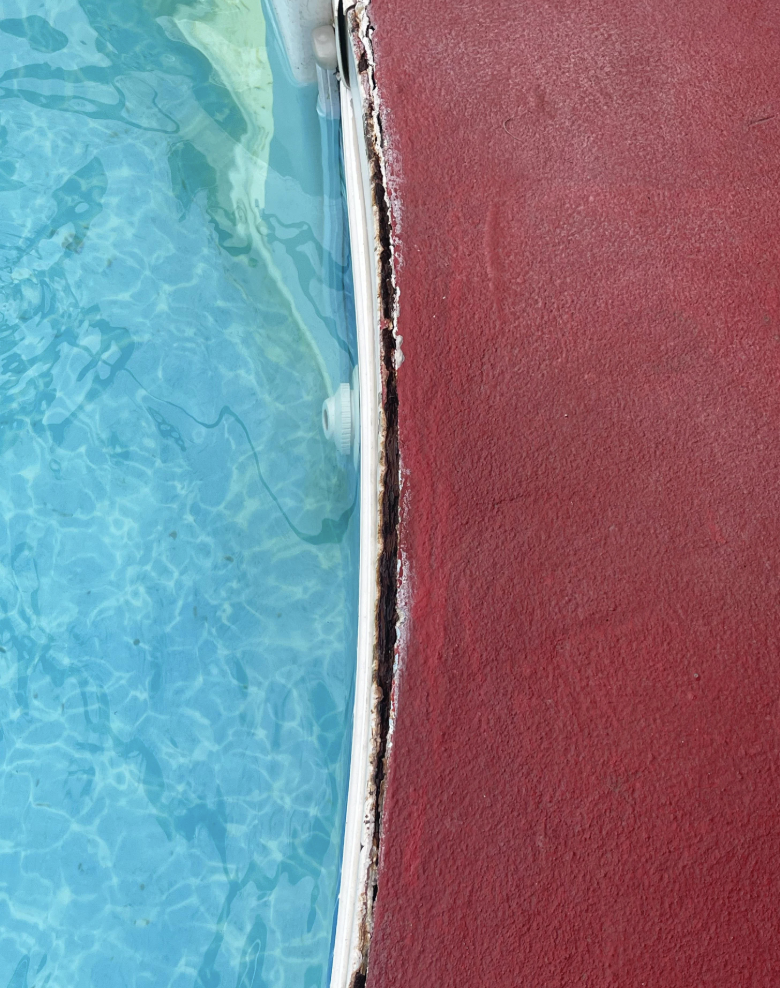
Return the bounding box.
[323,366,360,466]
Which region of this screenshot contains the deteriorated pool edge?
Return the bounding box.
[328,3,400,987]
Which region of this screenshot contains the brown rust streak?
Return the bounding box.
[346,2,400,986]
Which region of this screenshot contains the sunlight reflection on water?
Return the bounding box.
[0,2,358,985]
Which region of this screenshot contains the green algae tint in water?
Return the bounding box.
[0,1,359,986]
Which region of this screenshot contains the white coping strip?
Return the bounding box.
[329,56,382,988]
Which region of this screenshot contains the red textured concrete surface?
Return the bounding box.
[367,1,780,986]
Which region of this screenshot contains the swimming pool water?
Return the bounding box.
[0,2,358,985]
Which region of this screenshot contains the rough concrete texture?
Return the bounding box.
[365,1,780,985]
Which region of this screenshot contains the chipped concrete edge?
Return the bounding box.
[349,4,401,985]
[329,1,400,986]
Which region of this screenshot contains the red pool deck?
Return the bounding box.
[365,1,780,985]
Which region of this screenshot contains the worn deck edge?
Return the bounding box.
[349,3,401,985]
[329,1,400,987]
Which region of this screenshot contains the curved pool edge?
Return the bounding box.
[329,3,400,986]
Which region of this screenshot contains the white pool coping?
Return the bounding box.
[329,9,384,987]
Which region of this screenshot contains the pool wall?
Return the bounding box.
[325,4,399,987]
[241,3,397,983]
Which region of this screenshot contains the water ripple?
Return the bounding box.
[0,1,358,986]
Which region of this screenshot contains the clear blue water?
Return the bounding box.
[0,2,358,986]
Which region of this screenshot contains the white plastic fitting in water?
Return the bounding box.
[312,23,338,71]
[322,366,360,465]
[267,0,332,84]
[313,24,340,118]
